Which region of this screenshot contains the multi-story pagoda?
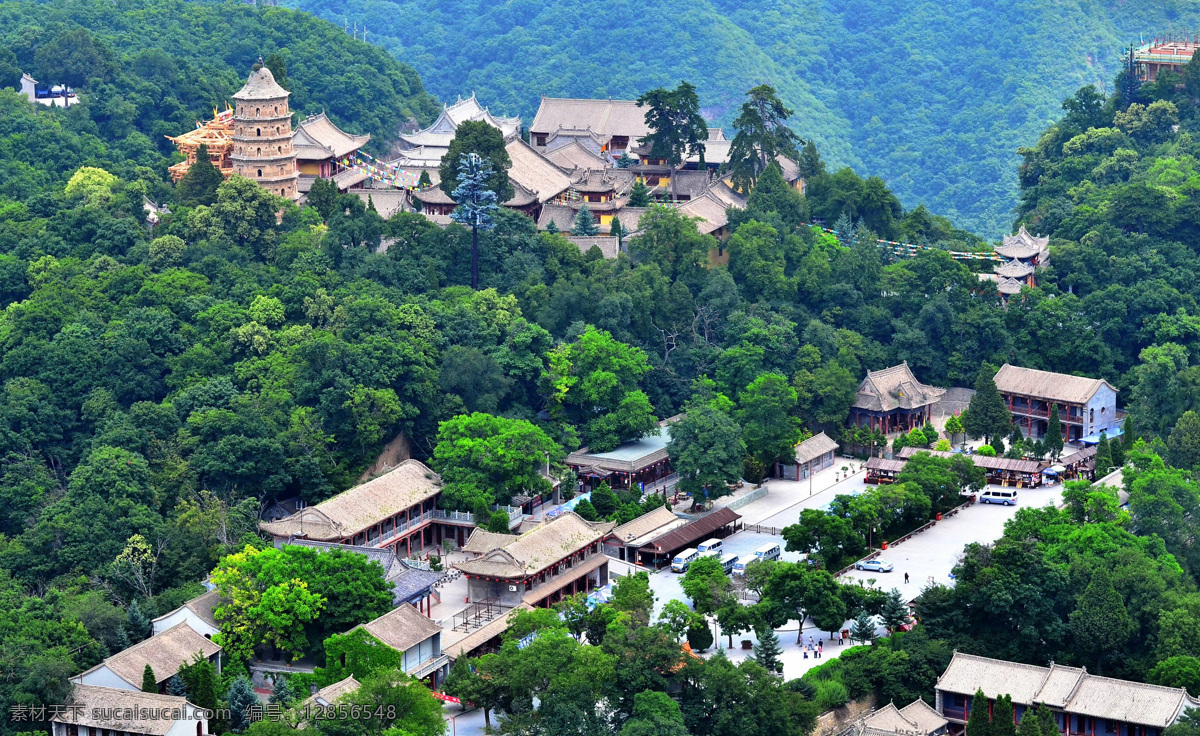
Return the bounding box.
[992,225,1049,295]
[165,106,236,182]
[230,64,299,200]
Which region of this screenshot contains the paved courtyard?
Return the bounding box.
[438,461,1069,734]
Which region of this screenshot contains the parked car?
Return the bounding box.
[856,559,894,573]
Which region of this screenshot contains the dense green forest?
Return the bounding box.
[11,0,1200,731]
[0,0,437,166]
[277,0,1200,235]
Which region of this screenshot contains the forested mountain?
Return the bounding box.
[0,0,438,168]
[279,0,1200,235]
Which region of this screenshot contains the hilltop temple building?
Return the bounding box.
[167,65,370,199]
[991,226,1049,296]
[395,94,521,167]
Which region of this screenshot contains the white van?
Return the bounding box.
[754,542,782,562]
[720,553,739,574]
[671,548,699,573]
[697,538,724,556]
[980,489,1018,506]
[732,559,749,576]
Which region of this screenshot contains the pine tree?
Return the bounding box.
[832,211,854,245]
[179,655,218,711]
[1069,567,1132,674]
[1045,404,1064,458]
[965,689,990,736]
[636,82,708,166]
[1034,704,1058,736]
[752,625,783,673]
[590,482,620,518]
[615,152,636,169]
[546,219,560,234]
[879,589,909,632]
[227,676,258,732]
[1016,706,1043,736]
[125,600,151,645]
[610,215,627,250]
[166,675,187,697]
[962,365,1012,446]
[417,170,432,189]
[141,664,158,693]
[726,84,802,192]
[992,694,1017,736]
[574,498,599,522]
[628,180,650,207]
[850,611,877,644]
[449,153,499,290]
[264,53,289,90]
[175,144,224,208]
[1094,433,1114,477]
[572,204,599,236]
[269,677,294,707]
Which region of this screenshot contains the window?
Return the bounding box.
[257,169,263,177]
[535,134,546,146]
[257,148,261,156]
[1105,720,1117,734]
[256,128,261,137]
[256,107,260,115]
[274,105,279,114]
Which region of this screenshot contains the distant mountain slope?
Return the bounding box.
[282,0,1200,235]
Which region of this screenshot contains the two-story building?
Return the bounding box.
[455,512,615,608]
[259,459,478,557]
[935,652,1198,736]
[848,362,946,435]
[992,364,1119,443]
[72,623,222,693]
[352,604,449,687]
[52,686,208,736]
[529,97,650,158]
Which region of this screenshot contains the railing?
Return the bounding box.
[744,524,782,535]
[408,654,450,680]
[433,510,475,524]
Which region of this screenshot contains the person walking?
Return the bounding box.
[904,571,910,584]
[817,642,823,659]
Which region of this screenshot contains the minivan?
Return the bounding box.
[671,548,699,573]
[981,489,1018,506]
[732,559,749,576]
[720,553,739,574]
[697,538,724,556]
[754,543,781,562]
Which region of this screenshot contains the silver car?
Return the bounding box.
[856,559,895,573]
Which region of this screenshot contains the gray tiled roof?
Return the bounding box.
[993,364,1115,405]
[852,362,945,413]
[936,652,1194,728]
[794,432,838,464]
[60,686,203,736]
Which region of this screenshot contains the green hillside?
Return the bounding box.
[281,0,1200,235]
[0,0,438,161]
